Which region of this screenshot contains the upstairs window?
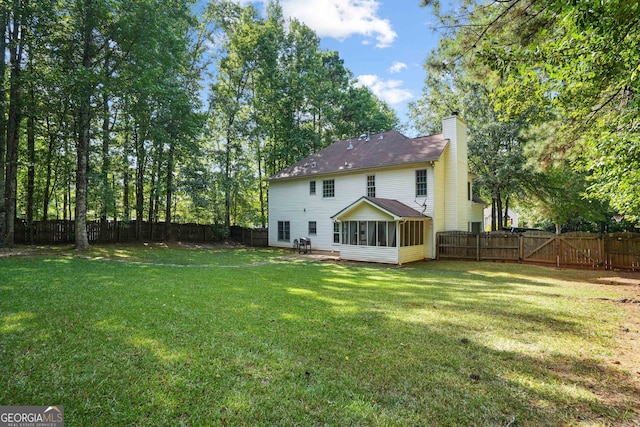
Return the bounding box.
[367,175,376,198]
[310,180,316,195]
[416,169,428,197]
[323,179,335,198]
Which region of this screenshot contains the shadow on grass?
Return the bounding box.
[0,253,638,425]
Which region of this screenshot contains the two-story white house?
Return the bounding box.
[267,113,485,264]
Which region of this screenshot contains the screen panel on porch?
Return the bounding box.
[341,221,397,247]
[400,221,424,247]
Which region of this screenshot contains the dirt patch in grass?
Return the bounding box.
[591,272,640,413]
[0,247,40,258]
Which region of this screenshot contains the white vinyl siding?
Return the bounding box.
[339,245,399,264]
[268,166,435,252]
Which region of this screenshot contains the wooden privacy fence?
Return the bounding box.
[437,231,640,271]
[229,226,268,247]
[13,220,239,245]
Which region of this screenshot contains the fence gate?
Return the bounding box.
[558,232,603,268]
[521,232,557,265]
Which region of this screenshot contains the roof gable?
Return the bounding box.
[332,197,429,221]
[269,130,448,181]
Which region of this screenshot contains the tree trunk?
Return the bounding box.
[164,141,175,240]
[496,191,503,231]
[122,167,130,219]
[491,198,497,231]
[147,141,163,240]
[63,137,70,221]
[3,5,25,247]
[0,12,8,242]
[26,84,35,243]
[43,117,55,221]
[122,123,131,221]
[75,7,94,250]
[224,129,232,229]
[75,93,90,249]
[257,142,266,228]
[135,124,145,239]
[147,144,159,225]
[100,92,111,222]
[503,194,510,229]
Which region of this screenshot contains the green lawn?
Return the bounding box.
[1,245,638,426]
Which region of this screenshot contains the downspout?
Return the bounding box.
[431,160,438,259]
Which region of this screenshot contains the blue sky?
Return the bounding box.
[236,0,443,130]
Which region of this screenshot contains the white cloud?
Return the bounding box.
[280,0,397,48]
[389,61,408,74]
[356,74,413,105]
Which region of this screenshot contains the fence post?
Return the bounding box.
[476,233,480,261]
[519,234,523,263]
[599,235,605,270]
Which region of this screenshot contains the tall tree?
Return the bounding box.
[3,0,28,246]
[519,161,609,234]
[0,9,7,240]
[420,0,640,221]
[409,36,530,230]
[207,1,258,228]
[73,0,107,249]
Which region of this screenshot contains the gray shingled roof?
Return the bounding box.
[365,197,429,218]
[269,130,448,181]
[472,194,488,205]
[332,196,429,220]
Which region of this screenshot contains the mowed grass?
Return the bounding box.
[1,246,638,426]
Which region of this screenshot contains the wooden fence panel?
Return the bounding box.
[436,231,477,259]
[605,233,640,271]
[229,226,268,247]
[15,220,76,244]
[11,220,242,245]
[479,232,519,260]
[437,231,640,271]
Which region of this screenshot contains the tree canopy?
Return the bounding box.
[4,0,635,245]
[418,0,640,228]
[0,0,398,246]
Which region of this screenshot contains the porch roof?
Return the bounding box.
[331,196,430,221]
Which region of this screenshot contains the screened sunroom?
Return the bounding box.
[331,197,430,265]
